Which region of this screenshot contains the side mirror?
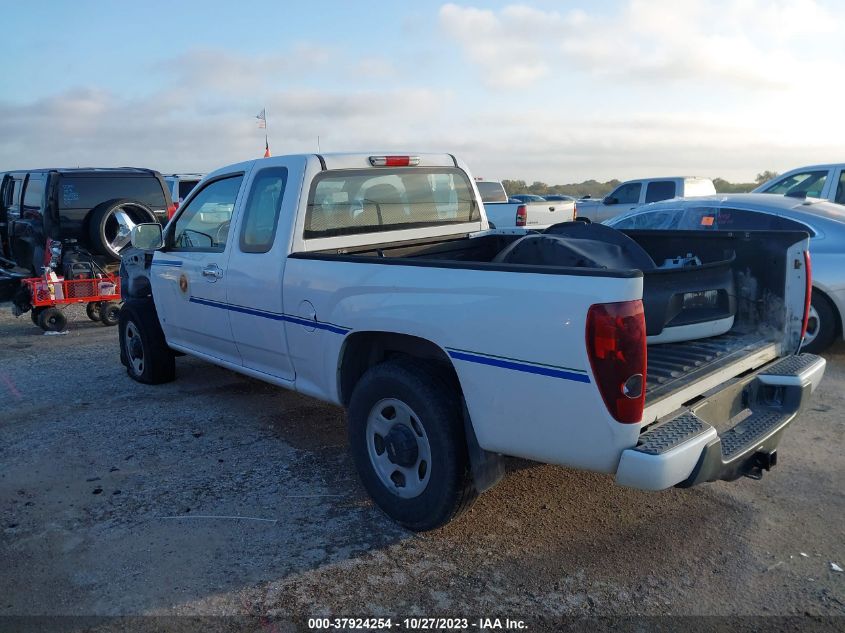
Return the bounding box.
[130,223,164,251]
[603,196,618,205]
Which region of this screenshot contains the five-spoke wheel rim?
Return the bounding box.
[102,205,146,256]
[366,398,431,499]
[125,321,144,376]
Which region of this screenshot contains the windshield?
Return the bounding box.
[305,167,480,239]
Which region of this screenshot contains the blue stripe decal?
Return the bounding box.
[152,259,183,267]
[187,295,587,382]
[188,296,350,335]
[447,349,591,384]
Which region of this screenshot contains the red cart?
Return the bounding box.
[23,273,122,332]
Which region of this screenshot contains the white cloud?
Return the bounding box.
[440,1,843,90]
[2,4,845,184]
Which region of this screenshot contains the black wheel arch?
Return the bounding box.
[338,331,457,407]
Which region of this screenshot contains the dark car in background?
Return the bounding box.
[509,193,546,203]
[0,168,172,273]
[542,194,576,202]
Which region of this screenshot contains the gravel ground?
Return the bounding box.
[1,303,843,631]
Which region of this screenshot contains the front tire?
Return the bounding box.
[347,359,476,531]
[802,291,837,353]
[119,299,175,384]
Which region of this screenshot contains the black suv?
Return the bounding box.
[0,168,172,274]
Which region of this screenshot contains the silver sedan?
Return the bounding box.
[606,193,845,353]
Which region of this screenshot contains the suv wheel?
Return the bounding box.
[88,199,157,260]
[347,359,477,531]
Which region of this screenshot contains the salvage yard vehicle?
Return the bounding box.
[119,152,825,531]
[752,163,845,205]
[576,176,716,223]
[474,179,575,229]
[163,173,204,215]
[0,168,173,273]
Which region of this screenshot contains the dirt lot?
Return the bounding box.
[1,303,843,631]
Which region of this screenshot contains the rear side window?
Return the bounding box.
[763,170,827,198]
[678,206,781,231]
[612,209,680,229]
[305,167,479,239]
[178,181,198,201]
[475,181,508,203]
[58,176,167,210]
[171,175,243,252]
[10,179,22,207]
[23,177,44,209]
[644,181,676,203]
[239,168,287,253]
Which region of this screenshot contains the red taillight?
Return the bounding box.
[573,202,578,219]
[368,155,420,167]
[515,205,527,227]
[586,300,647,424]
[167,202,178,220]
[801,250,812,340]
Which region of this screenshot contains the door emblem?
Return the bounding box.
[179,274,189,294]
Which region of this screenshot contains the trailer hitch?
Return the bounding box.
[744,450,778,480]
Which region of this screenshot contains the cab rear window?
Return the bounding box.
[305,168,480,239]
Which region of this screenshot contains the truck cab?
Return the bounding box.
[577,177,716,223]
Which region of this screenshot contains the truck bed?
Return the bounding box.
[304,228,806,423]
[646,332,776,406]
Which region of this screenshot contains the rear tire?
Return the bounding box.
[118,299,175,384]
[38,307,67,332]
[30,307,44,325]
[802,291,837,353]
[347,359,476,531]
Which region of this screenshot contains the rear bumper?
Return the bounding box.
[615,353,826,490]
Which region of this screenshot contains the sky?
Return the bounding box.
[1,0,843,184]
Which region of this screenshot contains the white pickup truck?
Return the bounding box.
[474,179,575,229]
[576,176,717,223]
[119,152,825,531]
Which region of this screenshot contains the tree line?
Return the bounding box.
[502,172,778,198]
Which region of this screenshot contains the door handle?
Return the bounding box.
[202,265,223,280]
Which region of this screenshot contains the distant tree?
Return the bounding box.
[501,179,527,195]
[755,170,779,185]
[714,177,757,193]
[529,181,549,195]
